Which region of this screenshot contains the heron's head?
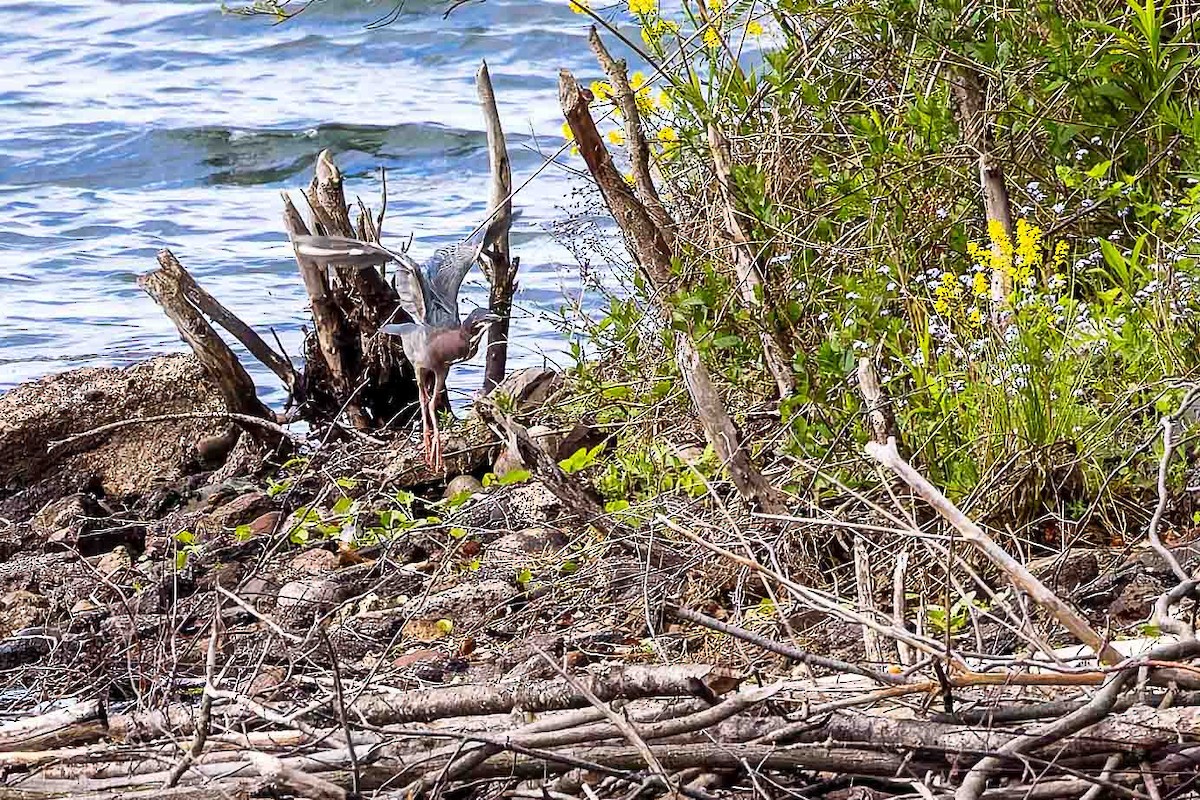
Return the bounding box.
[462,308,503,350]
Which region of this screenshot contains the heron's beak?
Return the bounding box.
[482,312,504,324]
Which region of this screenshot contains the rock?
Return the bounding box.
[207,492,273,530]
[401,619,453,644]
[493,447,525,478]
[245,665,289,700]
[393,648,441,669]
[0,355,225,522]
[444,475,483,500]
[485,528,568,577]
[248,510,282,538]
[289,548,338,575]
[0,591,49,637]
[485,368,562,412]
[494,426,558,476]
[195,427,242,470]
[276,578,341,624]
[399,579,512,622]
[96,546,132,577]
[31,493,110,539]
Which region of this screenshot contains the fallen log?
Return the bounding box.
[0,700,107,753]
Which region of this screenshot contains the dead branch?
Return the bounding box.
[559,65,786,514]
[139,250,274,425]
[708,122,794,399]
[866,436,1124,666]
[476,60,517,393]
[0,701,106,753]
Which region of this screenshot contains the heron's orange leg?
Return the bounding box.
[431,371,447,471]
[416,370,434,467]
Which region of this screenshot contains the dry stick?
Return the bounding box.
[1146,385,1200,584]
[476,60,517,394]
[140,250,274,423]
[865,438,1124,667]
[156,250,297,391]
[955,639,1200,800]
[852,536,886,667]
[893,549,913,667]
[162,604,220,788]
[665,603,905,686]
[708,122,794,400]
[559,65,785,514]
[587,27,673,241]
[529,643,679,798]
[243,752,347,800]
[657,515,954,664]
[949,63,1014,306]
[49,411,297,452]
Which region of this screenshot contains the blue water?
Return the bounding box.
[0,0,613,406]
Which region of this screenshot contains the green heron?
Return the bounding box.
[293,231,502,469]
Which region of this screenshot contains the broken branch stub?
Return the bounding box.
[476,60,517,393]
[139,250,275,428]
[559,65,786,514]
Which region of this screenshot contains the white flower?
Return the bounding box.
[936,208,948,219]
[1053,202,1066,214]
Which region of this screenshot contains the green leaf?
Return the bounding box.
[234,524,254,542]
[605,499,631,513]
[435,618,454,634]
[175,551,190,570]
[449,527,468,539]
[1085,159,1112,179]
[497,469,531,486]
[335,477,358,490]
[712,334,742,349]
[559,559,579,575]
[515,567,533,585]
[331,496,354,516]
[175,530,196,546]
[482,472,498,488]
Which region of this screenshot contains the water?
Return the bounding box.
[0,0,612,407]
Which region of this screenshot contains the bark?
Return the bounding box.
[139,251,275,426]
[352,663,739,725]
[0,700,107,753]
[951,65,1015,305]
[559,62,786,514]
[476,61,517,393]
[707,123,795,399]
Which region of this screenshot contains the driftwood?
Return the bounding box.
[476,61,518,393]
[0,701,106,753]
[143,75,520,437]
[139,251,275,427]
[560,40,785,515]
[866,437,1124,666]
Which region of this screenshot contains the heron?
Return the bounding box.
[292,229,502,470]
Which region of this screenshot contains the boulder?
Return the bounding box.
[485,368,563,412]
[0,355,225,522]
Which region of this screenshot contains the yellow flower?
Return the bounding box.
[628,0,655,14]
[658,90,672,109]
[1051,239,1069,272]
[657,126,678,143]
[590,81,612,103]
[608,129,625,145]
[746,19,763,36]
[640,18,679,44]
[971,271,989,298]
[708,0,724,12]
[623,172,636,186]
[630,71,647,91]
[703,26,720,48]
[561,121,578,156]
[967,307,983,326]
[569,0,589,13]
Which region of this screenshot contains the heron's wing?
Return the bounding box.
[422,228,487,325]
[292,235,397,269]
[390,260,429,324]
